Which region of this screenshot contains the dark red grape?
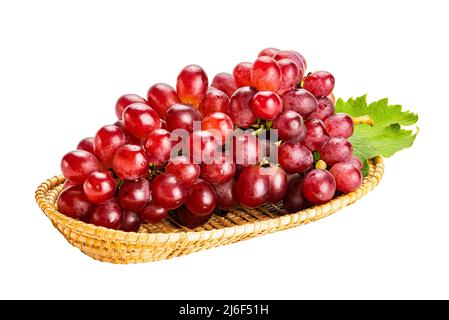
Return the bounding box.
[320,137,353,165]
[165,155,200,188]
[307,96,335,121]
[266,166,288,203]
[278,59,300,94]
[123,103,160,140]
[324,113,354,138]
[251,56,281,92]
[61,150,101,184]
[233,62,253,87]
[272,110,305,142]
[282,177,310,213]
[229,86,257,128]
[302,119,330,151]
[303,71,335,97]
[281,88,317,118]
[146,83,180,120]
[117,178,151,211]
[348,156,363,170]
[77,137,95,154]
[236,166,270,208]
[232,132,262,167]
[201,154,236,184]
[165,103,202,134]
[94,125,127,168]
[83,170,116,204]
[213,178,238,210]
[185,180,217,215]
[211,73,238,98]
[115,94,147,120]
[176,206,212,228]
[120,211,141,232]
[90,200,123,230]
[258,47,280,58]
[139,203,168,224]
[278,142,314,173]
[330,162,362,193]
[302,169,336,204]
[201,112,234,145]
[112,144,149,180]
[57,185,92,221]
[198,87,230,117]
[176,64,208,108]
[143,128,173,165]
[251,91,283,120]
[150,173,185,210]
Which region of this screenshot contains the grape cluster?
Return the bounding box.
[58,47,363,232]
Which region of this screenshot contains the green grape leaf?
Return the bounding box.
[335,95,419,167]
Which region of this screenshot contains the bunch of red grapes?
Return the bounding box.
[57,47,363,232]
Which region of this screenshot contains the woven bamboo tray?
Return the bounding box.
[35,156,384,264]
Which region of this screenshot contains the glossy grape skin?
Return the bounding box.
[198,87,230,117]
[94,125,127,168]
[176,64,208,108]
[139,203,168,223]
[330,162,362,193]
[266,166,288,203]
[143,128,173,165]
[324,113,354,138]
[165,156,200,188]
[63,180,78,190]
[258,47,280,58]
[251,91,283,120]
[90,200,123,230]
[165,103,202,134]
[236,166,270,208]
[115,94,147,120]
[274,50,306,74]
[57,185,92,221]
[348,156,363,170]
[112,120,141,146]
[188,130,219,164]
[251,56,281,92]
[302,119,330,151]
[120,211,141,232]
[123,103,161,140]
[282,177,310,213]
[211,73,238,98]
[272,110,304,142]
[117,178,151,211]
[200,154,236,184]
[83,171,117,204]
[150,173,185,210]
[302,169,336,204]
[201,112,234,145]
[213,178,238,210]
[61,150,102,184]
[303,71,335,97]
[278,142,314,173]
[278,59,300,94]
[185,180,217,215]
[229,86,257,128]
[281,88,317,118]
[320,137,353,166]
[232,132,262,167]
[177,206,212,229]
[233,62,253,87]
[146,83,180,120]
[77,137,95,154]
[112,144,149,180]
[307,96,335,121]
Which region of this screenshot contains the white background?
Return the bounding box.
[0,0,448,299]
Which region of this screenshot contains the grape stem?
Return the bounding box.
[352,115,374,126]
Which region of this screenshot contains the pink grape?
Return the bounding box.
[302,169,336,204]
[330,162,362,193]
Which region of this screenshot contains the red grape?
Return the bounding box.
[123,103,160,140]
[266,166,288,203]
[94,125,127,168]
[258,47,280,58]
[165,103,202,134]
[251,91,283,120]
[57,185,92,221]
[77,137,95,154]
[140,203,168,224]
[213,178,238,210]
[278,59,300,94]
[117,178,151,211]
[251,56,281,92]
[320,137,353,165]
[90,200,123,230]
[176,206,212,228]
[176,64,208,108]
[281,88,317,117]
[165,155,200,188]
[278,142,314,173]
[198,87,230,117]
[150,173,185,210]
[61,150,101,184]
[112,144,149,180]
[282,177,309,213]
[233,62,253,87]
[229,86,257,128]
[120,211,141,232]
[232,132,262,167]
[185,180,217,215]
[113,120,141,145]
[303,71,335,97]
[236,166,270,208]
[348,156,363,170]
[188,130,219,164]
[200,154,236,184]
[330,162,362,193]
[143,128,173,164]
[307,96,335,121]
[272,110,305,142]
[146,83,180,119]
[302,119,330,151]
[324,113,354,138]
[115,94,147,120]
[83,170,116,204]
[201,112,234,145]
[274,50,306,74]
[63,180,78,190]
[302,169,336,204]
[211,73,238,98]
